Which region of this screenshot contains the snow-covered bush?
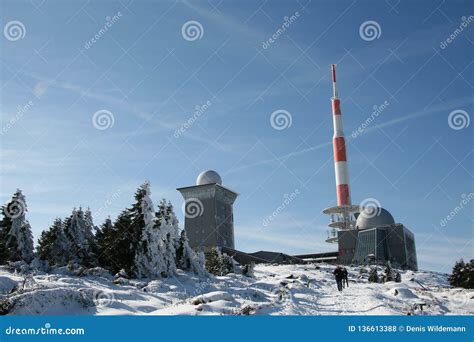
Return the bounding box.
[449,259,474,289]
[385,261,396,282]
[368,267,379,283]
[206,248,235,276]
[242,263,255,277]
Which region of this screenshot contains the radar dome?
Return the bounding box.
[196,170,222,186]
[356,207,395,229]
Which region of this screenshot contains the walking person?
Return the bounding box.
[333,266,344,292]
[342,267,349,288]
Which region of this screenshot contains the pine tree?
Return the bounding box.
[0,190,34,264]
[63,207,96,267]
[176,230,206,276]
[134,182,169,278]
[449,259,474,289]
[108,210,134,274]
[37,218,69,267]
[94,217,116,270]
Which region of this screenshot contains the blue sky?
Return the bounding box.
[1,0,472,272]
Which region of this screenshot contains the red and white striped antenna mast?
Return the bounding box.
[323,64,359,243]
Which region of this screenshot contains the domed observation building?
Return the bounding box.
[337,206,417,270]
[177,170,238,252]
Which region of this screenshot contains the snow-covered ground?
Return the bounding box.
[0,264,472,316]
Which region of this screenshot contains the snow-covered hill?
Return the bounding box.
[0,264,472,316]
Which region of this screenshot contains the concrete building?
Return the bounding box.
[177,170,238,252]
[338,207,418,270]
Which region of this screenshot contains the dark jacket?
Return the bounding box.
[333,267,344,281]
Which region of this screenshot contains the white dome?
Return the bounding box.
[356,207,395,229]
[196,170,222,186]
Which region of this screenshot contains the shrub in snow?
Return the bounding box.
[368,267,379,283]
[242,263,255,277]
[384,261,396,282]
[206,248,235,276]
[6,260,30,274]
[395,271,402,283]
[0,190,34,264]
[449,259,474,289]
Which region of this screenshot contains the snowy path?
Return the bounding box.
[0,264,472,315]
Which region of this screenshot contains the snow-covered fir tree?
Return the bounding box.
[37,218,69,267]
[63,207,96,267]
[0,190,34,264]
[134,182,170,278]
[176,230,206,276]
[94,217,116,271]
